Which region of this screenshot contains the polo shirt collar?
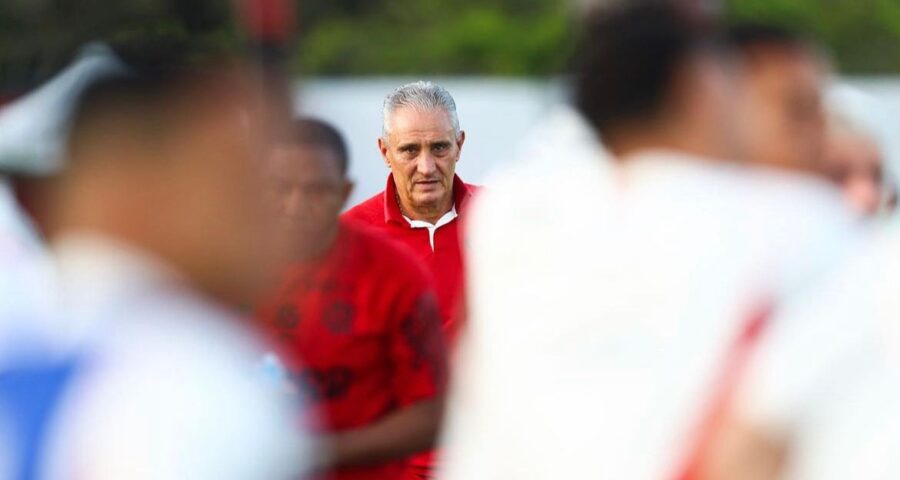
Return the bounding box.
[383,173,473,225]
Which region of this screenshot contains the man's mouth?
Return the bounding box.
[414,179,441,187]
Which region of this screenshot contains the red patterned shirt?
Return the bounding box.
[258,221,448,480]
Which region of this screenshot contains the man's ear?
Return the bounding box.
[341,181,355,207]
[378,137,391,168]
[456,130,466,158]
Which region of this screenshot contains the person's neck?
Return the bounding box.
[606,123,724,162]
[397,193,454,225]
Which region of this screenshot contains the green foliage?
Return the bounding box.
[296,0,900,75]
[3,0,900,85]
[295,0,575,76]
[725,0,900,73]
[0,0,239,93]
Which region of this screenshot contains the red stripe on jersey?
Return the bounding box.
[673,301,773,480]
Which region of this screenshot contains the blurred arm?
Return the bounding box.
[695,417,786,480]
[322,287,448,470]
[321,396,445,468]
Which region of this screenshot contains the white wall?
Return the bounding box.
[297,77,900,208]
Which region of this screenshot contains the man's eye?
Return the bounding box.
[433,144,448,151]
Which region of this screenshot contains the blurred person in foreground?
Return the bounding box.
[822,86,898,218]
[257,118,448,480]
[439,2,886,479]
[0,45,308,478]
[728,23,830,175]
[0,44,113,344]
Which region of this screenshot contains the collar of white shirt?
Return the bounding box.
[403,205,458,251]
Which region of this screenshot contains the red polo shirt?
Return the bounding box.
[342,174,476,341]
[257,221,448,480]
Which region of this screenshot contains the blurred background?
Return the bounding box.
[4,0,899,204]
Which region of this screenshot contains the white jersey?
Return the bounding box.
[739,219,900,480]
[440,145,861,479]
[0,178,59,353]
[0,233,309,480]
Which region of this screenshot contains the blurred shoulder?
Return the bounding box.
[43,294,308,479]
[340,221,429,281]
[342,191,385,225]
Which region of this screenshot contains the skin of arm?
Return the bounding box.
[695,416,787,480]
[315,396,445,470]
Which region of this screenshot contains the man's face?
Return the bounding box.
[734,48,827,173]
[823,129,884,217]
[152,75,285,306]
[264,144,350,254]
[379,107,464,219]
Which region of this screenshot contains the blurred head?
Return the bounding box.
[728,23,829,174]
[575,1,736,161]
[264,118,353,260]
[53,60,281,306]
[378,81,465,223]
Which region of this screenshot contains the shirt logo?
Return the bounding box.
[322,301,355,334]
[275,304,301,330]
[296,366,355,402]
[401,293,448,386]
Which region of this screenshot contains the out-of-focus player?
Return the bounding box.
[257,118,449,480]
[439,2,877,479]
[0,39,309,479]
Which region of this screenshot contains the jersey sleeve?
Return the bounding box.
[43,319,311,480]
[387,281,448,408]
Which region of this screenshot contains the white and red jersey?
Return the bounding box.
[737,219,900,480]
[440,144,863,480]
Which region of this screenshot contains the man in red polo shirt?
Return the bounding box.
[342,81,473,480]
[343,81,476,340]
[258,118,448,480]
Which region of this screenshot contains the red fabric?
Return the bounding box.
[258,222,448,480]
[238,0,296,42]
[342,174,476,479]
[342,174,476,342]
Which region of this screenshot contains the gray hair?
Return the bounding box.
[382,81,460,137]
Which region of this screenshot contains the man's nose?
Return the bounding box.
[282,189,302,216]
[416,153,437,176]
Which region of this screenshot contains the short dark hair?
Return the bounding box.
[287,118,350,176]
[574,1,721,136]
[725,22,808,53]
[66,45,233,160]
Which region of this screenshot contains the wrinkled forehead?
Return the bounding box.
[385,106,457,140]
